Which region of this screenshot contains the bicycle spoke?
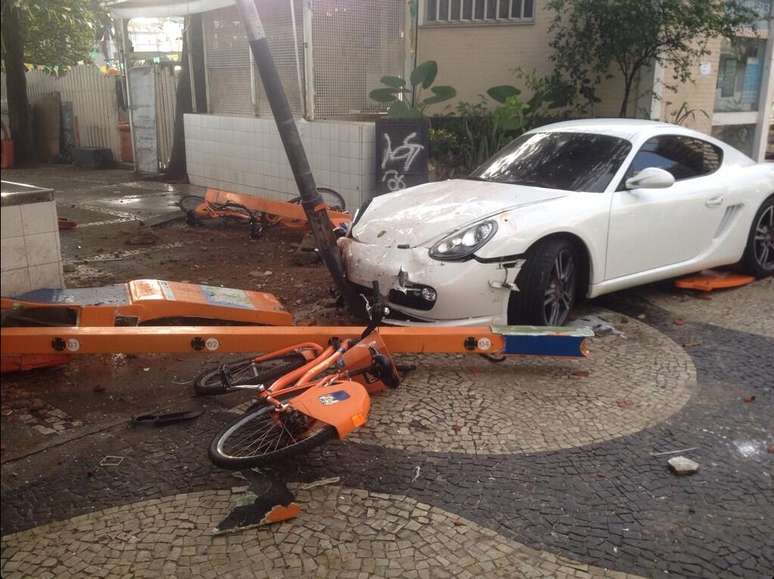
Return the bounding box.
[228,420,276,457]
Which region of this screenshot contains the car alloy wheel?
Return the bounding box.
[544,248,576,326]
[753,205,774,270]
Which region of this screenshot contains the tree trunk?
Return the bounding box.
[1,1,32,165]
[189,14,207,113]
[619,70,637,118]
[164,18,193,180]
[164,14,205,180]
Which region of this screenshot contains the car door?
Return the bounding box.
[605,135,727,280]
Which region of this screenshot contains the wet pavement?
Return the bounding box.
[1,165,772,578]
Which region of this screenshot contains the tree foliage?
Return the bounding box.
[547,0,758,117]
[1,0,106,164]
[3,0,104,72]
[369,61,456,118]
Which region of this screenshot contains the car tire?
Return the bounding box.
[741,196,774,278]
[508,238,580,326]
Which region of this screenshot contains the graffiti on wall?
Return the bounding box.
[380,132,424,191]
[375,119,429,195]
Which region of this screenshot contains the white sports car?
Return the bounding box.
[340,119,774,326]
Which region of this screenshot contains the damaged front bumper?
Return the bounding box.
[339,237,524,326]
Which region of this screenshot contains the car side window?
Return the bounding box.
[621,136,723,187]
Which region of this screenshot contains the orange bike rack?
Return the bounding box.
[0,324,593,358]
[1,279,291,327]
[202,188,352,230]
[1,279,292,373]
[674,270,755,292]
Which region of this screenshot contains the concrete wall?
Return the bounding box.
[1,201,64,295]
[660,38,724,134]
[416,2,628,117]
[184,115,376,209]
[417,4,553,112]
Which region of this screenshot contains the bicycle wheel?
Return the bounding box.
[316,187,346,211]
[193,353,307,396]
[179,195,205,213]
[215,202,253,224]
[287,188,347,211]
[209,404,336,469]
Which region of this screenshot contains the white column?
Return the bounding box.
[649,60,665,121]
[249,48,258,115]
[302,0,315,120]
[289,0,303,116]
[752,2,774,162]
[405,0,417,83]
[118,18,138,171]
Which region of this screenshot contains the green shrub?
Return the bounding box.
[369,61,456,119]
[430,70,576,174]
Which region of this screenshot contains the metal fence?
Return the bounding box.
[311,0,405,119]
[154,64,180,170]
[4,65,123,159]
[202,0,405,119]
[203,2,305,117]
[203,6,256,116]
[1,63,179,170]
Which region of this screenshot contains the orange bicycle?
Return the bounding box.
[206,287,399,469]
[178,187,346,238]
[178,196,263,238]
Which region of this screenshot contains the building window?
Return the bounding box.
[425,0,534,23]
[711,124,757,158]
[715,37,766,113]
[739,0,772,29]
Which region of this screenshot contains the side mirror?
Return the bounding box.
[625,167,675,190]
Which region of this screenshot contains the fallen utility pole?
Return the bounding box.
[234,0,361,314]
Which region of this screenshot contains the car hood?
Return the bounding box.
[352,179,568,247]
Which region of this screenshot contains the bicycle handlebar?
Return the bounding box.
[360,281,389,339]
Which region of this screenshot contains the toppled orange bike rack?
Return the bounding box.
[0,324,593,357]
[1,279,292,327]
[674,270,755,292]
[201,188,352,230]
[1,279,292,373]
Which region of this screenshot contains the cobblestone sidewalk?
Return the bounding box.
[2,286,772,578]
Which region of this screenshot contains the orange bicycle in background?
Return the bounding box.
[178,187,347,239]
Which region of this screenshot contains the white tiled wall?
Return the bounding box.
[184,115,376,210]
[1,201,64,295]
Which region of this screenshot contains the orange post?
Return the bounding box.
[0,324,592,357]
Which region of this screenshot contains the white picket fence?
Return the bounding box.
[2,64,179,169]
[23,65,122,159]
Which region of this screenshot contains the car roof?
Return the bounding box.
[528,118,756,165]
[530,118,689,141]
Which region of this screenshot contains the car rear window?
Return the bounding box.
[624,135,724,182]
[470,132,632,193]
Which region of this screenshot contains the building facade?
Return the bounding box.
[116,0,771,202]
[416,0,774,161]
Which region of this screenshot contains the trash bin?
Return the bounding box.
[118,121,133,162]
[1,121,14,169]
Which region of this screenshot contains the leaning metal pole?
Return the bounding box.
[234,0,360,313]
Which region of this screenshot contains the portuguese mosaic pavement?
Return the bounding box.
[1,282,772,578]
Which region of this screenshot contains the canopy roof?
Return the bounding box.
[108,0,235,18]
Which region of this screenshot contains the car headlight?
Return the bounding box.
[429,220,498,261]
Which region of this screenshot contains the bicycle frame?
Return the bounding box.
[190,201,254,223]
[1,302,593,467]
[181,191,351,240]
[245,329,397,439]
[202,189,351,231]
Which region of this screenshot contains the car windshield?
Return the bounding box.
[470,131,632,193]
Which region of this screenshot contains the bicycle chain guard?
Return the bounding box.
[287,379,370,439]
